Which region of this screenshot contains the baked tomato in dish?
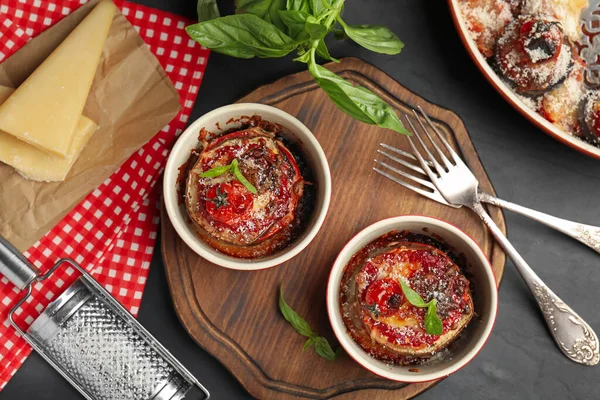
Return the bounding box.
[185,126,306,258]
[495,16,574,96]
[340,231,474,364]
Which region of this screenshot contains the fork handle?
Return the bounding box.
[471,201,599,366]
[479,191,600,255]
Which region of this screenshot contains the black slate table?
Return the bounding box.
[3,1,599,399]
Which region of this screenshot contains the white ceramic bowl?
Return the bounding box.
[164,103,331,271]
[327,216,498,382]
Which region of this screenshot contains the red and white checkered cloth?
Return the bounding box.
[0,0,209,388]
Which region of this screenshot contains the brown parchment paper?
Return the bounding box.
[0,0,182,252]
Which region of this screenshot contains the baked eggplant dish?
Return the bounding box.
[339,230,474,365]
[459,0,600,144]
[182,117,314,258]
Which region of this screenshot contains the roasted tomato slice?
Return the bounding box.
[519,19,562,63]
[495,16,572,95]
[364,278,404,318]
[205,180,253,225]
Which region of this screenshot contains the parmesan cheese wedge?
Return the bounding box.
[0,0,114,156]
[0,86,98,182]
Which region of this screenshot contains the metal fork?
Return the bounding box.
[377,107,599,366]
[375,144,600,255]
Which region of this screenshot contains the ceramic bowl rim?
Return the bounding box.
[163,103,332,271]
[326,215,498,382]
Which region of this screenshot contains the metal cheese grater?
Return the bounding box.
[0,236,209,400]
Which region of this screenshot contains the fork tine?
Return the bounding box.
[373,167,446,203]
[379,143,418,161]
[417,106,463,165]
[374,159,435,189]
[377,149,426,175]
[380,143,435,169]
[412,109,453,170]
[404,116,443,177]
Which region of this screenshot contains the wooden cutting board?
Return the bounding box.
[161,57,506,399]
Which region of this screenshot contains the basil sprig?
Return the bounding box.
[199,159,258,194]
[399,280,443,335]
[187,0,408,135]
[279,284,341,361]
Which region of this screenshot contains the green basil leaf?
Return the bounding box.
[287,0,311,13]
[305,18,328,41]
[236,0,287,31]
[339,21,403,55]
[302,337,314,351]
[313,337,337,361]
[279,285,316,338]
[399,280,428,308]
[232,163,258,194]
[278,9,309,40]
[308,62,408,134]
[294,50,312,63]
[200,159,257,195]
[425,301,443,335]
[186,14,297,59]
[199,164,232,178]
[399,280,442,335]
[197,0,220,22]
[279,283,340,361]
[315,39,338,62]
[309,0,330,16]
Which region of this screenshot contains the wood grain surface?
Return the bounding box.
[161,57,506,399]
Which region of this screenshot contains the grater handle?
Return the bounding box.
[0,236,39,290]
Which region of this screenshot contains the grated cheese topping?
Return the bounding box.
[459,0,593,140]
[520,0,587,41]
